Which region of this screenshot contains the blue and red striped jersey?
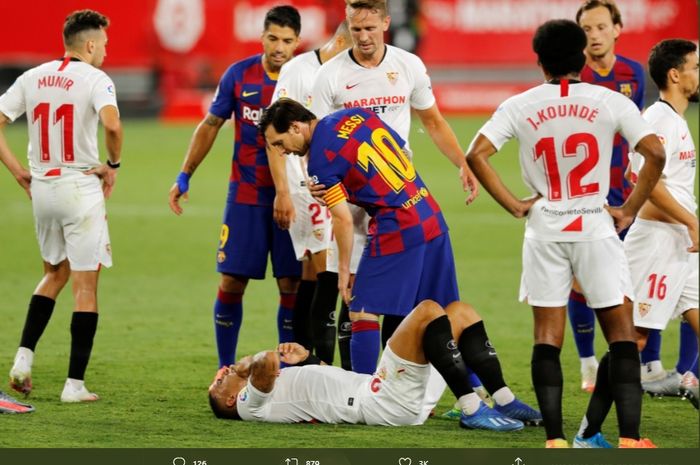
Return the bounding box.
[209,54,277,206]
[308,108,448,257]
[581,54,645,207]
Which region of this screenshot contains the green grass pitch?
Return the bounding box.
[0,113,697,448]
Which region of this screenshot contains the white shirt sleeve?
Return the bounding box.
[273,59,302,104]
[310,64,335,119]
[92,73,118,114]
[407,53,435,111]
[0,73,27,122]
[611,93,653,151]
[631,109,678,177]
[476,99,517,150]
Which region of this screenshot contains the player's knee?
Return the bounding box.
[276,276,300,294]
[220,273,247,293]
[413,299,445,322]
[445,300,481,326]
[348,310,379,322]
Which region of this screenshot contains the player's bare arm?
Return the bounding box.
[85,105,122,199]
[329,200,354,304]
[266,144,296,229]
[415,105,479,204]
[249,350,280,393]
[606,134,666,232]
[168,113,226,215]
[0,112,31,199]
[467,133,540,218]
[644,179,699,252]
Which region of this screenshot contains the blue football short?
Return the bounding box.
[350,233,460,316]
[216,201,301,279]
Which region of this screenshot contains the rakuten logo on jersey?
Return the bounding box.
[242,105,262,124]
[343,95,406,115]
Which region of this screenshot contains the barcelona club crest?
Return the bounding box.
[386,72,399,85]
[618,82,633,98]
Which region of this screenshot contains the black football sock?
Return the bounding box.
[19,295,56,351]
[292,280,315,349]
[609,341,642,440]
[532,344,565,440]
[581,352,613,438]
[310,272,339,364]
[457,321,507,393]
[422,315,473,399]
[68,312,98,380]
[337,300,352,370]
[381,315,404,348]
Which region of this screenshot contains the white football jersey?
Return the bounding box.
[273,49,321,109]
[630,101,697,215]
[311,45,435,153]
[478,81,654,241]
[272,50,323,196]
[237,365,370,423]
[0,58,118,176]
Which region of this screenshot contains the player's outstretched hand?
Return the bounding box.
[460,162,480,205]
[169,172,191,215]
[85,163,117,199]
[605,205,635,234]
[687,218,698,253]
[277,342,309,365]
[512,194,541,218]
[273,193,296,230]
[338,268,353,306]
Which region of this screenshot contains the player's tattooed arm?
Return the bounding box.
[249,351,280,394]
[204,113,226,128]
[169,112,226,214]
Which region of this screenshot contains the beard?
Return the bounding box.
[689,87,699,103]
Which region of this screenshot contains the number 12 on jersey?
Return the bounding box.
[534,132,600,201]
[33,102,74,163]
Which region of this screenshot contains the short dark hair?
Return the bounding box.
[63,10,109,47]
[648,39,698,90]
[576,0,623,27]
[264,5,301,36]
[532,19,587,77]
[208,391,239,420]
[259,99,316,136]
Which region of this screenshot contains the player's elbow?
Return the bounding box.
[102,118,122,137]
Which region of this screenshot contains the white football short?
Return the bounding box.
[360,345,431,426]
[286,156,332,260]
[625,218,699,330]
[30,169,112,271]
[519,236,633,308]
[326,203,368,274]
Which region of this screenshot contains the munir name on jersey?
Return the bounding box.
[525,103,599,131]
[37,75,74,92]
